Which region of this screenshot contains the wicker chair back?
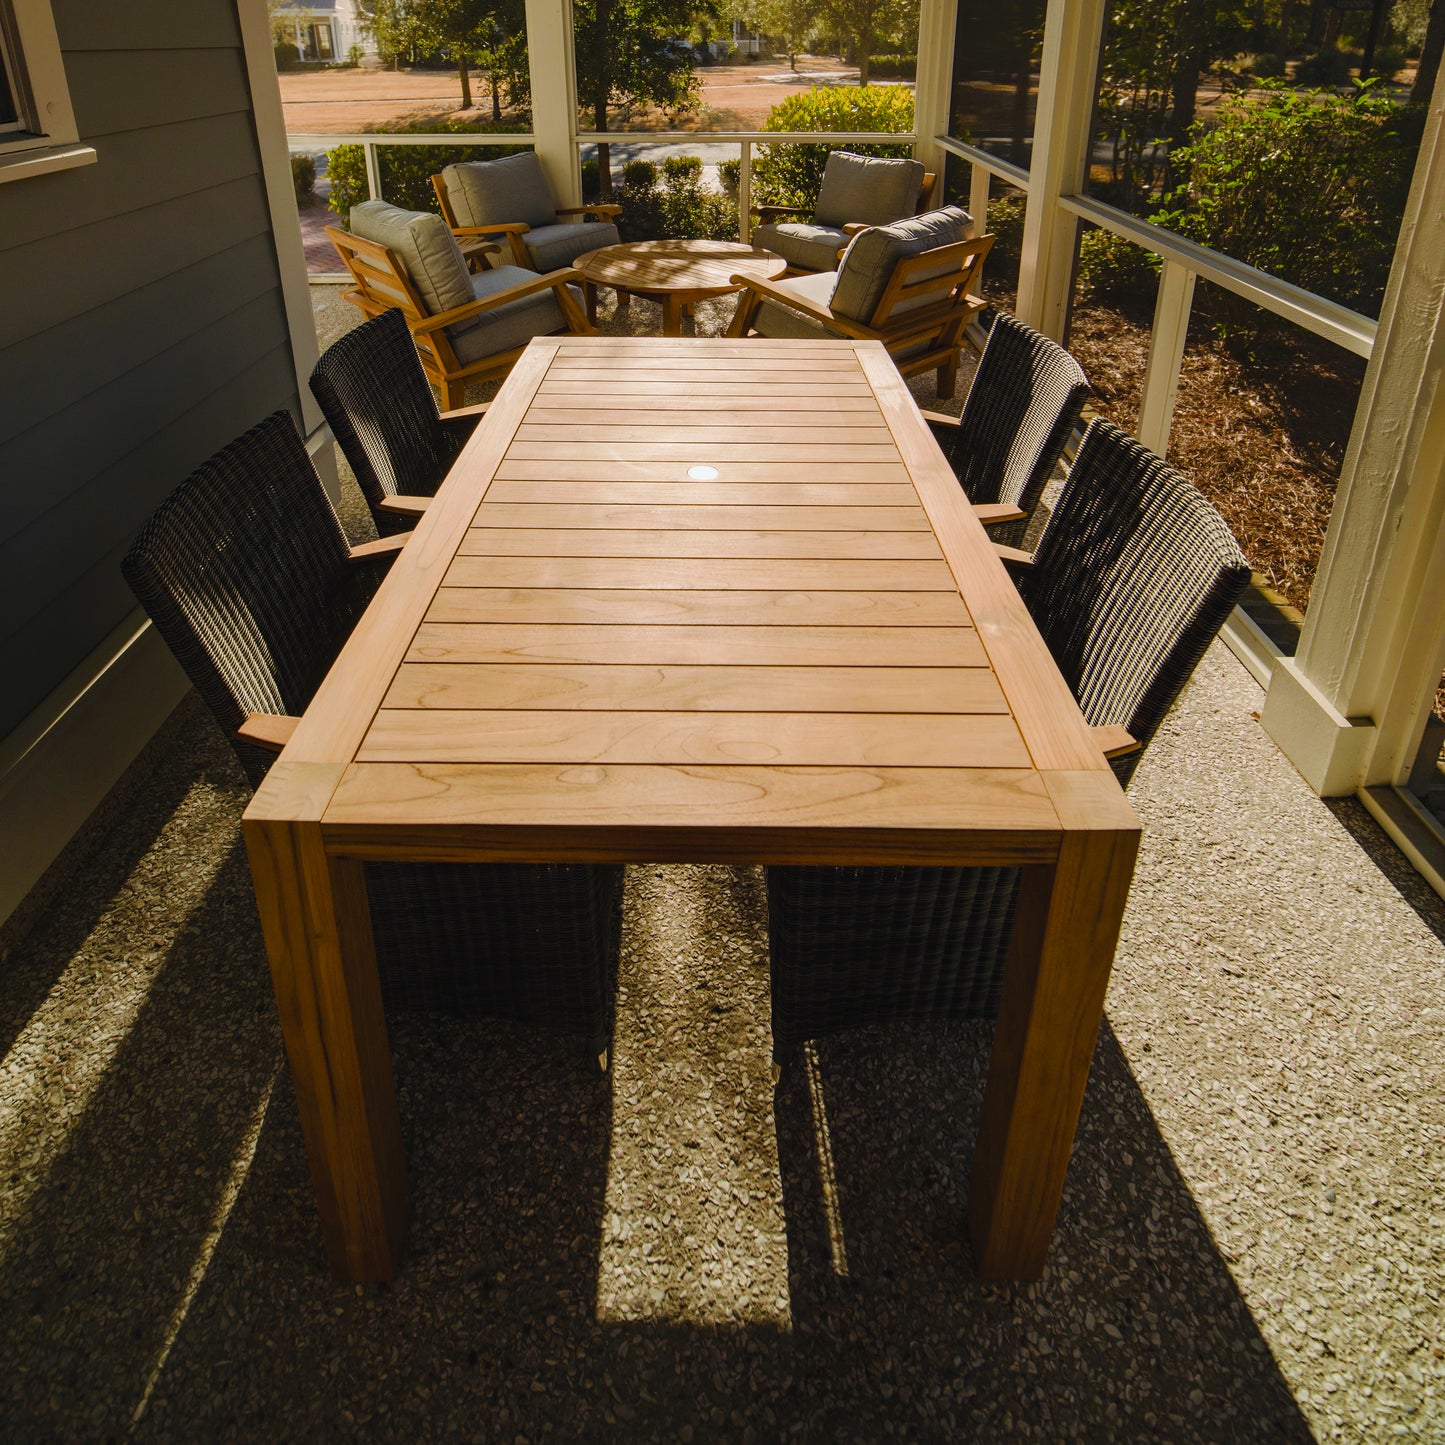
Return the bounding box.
[121,410,375,786]
[310,309,477,536]
[936,312,1089,547]
[1020,419,1251,785]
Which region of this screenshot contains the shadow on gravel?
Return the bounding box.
[1323,795,1445,948]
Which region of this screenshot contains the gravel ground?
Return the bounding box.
[0,294,1442,1440]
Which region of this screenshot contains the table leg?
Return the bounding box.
[583,280,598,327]
[968,784,1139,1279]
[244,818,409,1281]
[662,294,684,337]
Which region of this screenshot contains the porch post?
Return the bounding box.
[913,0,957,176]
[525,0,580,206]
[1014,0,1107,341]
[1261,61,1445,796]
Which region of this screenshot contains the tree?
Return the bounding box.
[369,0,517,110]
[822,0,909,83]
[1413,1,1445,107]
[742,0,814,70]
[573,0,713,199]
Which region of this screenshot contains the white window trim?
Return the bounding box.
[0,0,95,183]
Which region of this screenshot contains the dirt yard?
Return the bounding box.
[279,56,871,134]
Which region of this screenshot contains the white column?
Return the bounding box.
[1015,0,1107,340]
[913,0,957,176]
[1262,58,1445,795]
[525,0,580,206]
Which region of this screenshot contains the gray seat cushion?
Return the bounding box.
[450,264,579,365]
[350,200,474,318]
[524,220,621,271]
[751,270,847,341]
[814,152,926,228]
[830,205,973,324]
[442,152,558,230]
[752,221,849,274]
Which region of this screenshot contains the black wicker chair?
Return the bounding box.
[122,410,623,1065]
[309,307,485,537]
[766,419,1251,1061]
[925,312,1090,548]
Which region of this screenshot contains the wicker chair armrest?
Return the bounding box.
[992,542,1034,569]
[556,204,622,220]
[1092,724,1141,759]
[411,267,587,336]
[376,495,432,517]
[754,203,810,222]
[236,713,299,753]
[728,275,872,340]
[922,409,961,430]
[438,400,491,421]
[973,502,1027,527]
[349,533,413,563]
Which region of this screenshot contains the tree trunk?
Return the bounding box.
[596,96,613,201]
[1279,0,1295,55]
[1307,0,1326,46]
[490,73,502,122]
[1360,0,1390,77]
[1167,0,1208,157]
[459,59,472,109]
[1415,2,1445,105]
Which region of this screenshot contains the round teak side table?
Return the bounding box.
[572,239,787,335]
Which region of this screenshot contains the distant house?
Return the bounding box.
[274,0,376,64]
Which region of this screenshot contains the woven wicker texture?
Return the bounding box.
[928,312,1090,547]
[1019,419,1252,787]
[309,308,479,537]
[121,410,621,1050]
[766,418,1250,1055]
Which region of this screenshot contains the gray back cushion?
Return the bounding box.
[350,200,475,318]
[443,152,557,230]
[814,152,926,228]
[829,205,973,323]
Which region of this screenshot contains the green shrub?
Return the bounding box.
[1076,227,1159,302]
[1294,48,1360,85]
[610,157,738,242]
[867,55,917,80]
[274,41,299,68]
[752,86,915,212]
[326,121,530,221]
[1248,52,1287,79]
[1372,44,1407,79]
[718,158,741,195]
[1155,86,1426,313]
[983,192,1026,272]
[291,153,316,202]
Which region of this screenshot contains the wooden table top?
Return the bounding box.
[250,337,1131,868]
[572,240,787,297]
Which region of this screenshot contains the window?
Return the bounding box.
[0,0,94,182]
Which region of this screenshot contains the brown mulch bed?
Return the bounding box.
[1065,298,1365,613]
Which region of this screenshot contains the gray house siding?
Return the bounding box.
[0,0,301,740]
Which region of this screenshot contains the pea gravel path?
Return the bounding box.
[0,288,1441,1440]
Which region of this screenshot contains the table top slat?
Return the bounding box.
[357,709,1031,768]
[514,423,897,446]
[383,662,1004,713]
[467,503,937,532]
[486,482,919,507]
[444,556,960,591]
[407,622,987,667]
[492,460,910,483]
[455,528,945,559]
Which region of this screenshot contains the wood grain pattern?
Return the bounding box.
[493,460,910,483]
[407,622,987,667]
[504,440,902,464]
[455,528,944,559]
[358,709,1030,767]
[383,662,1004,713]
[466,504,935,532]
[485,481,918,507]
[426,586,972,627]
[515,423,897,446]
[443,555,959,591]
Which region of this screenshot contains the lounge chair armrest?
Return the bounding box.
[556,204,622,220]
[728,274,872,340]
[840,222,873,237]
[410,267,588,336]
[992,542,1034,569]
[376,496,432,517]
[438,401,491,421]
[973,502,1028,527]
[754,203,810,223]
[1092,724,1141,760]
[921,409,961,430]
[349,533,413,562]
[451,222,531,237]
[236,713,299,753]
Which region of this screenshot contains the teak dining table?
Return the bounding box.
[242,335,1141,1285]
